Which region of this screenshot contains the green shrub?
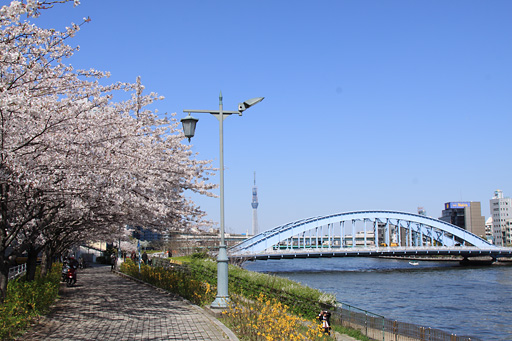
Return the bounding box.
[190,251,209,259]
[120,259,215,306]
[0,263,61,339]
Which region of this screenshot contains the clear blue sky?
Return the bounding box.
[29,0,511,234]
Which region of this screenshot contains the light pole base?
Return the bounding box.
[213,245,229,309]
[210,295,230,309]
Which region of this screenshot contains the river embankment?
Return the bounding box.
[378,255,512,265]
[244,257,512,340]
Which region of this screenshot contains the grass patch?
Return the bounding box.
[332,325,372,341]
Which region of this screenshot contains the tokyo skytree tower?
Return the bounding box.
[251,172,259,235]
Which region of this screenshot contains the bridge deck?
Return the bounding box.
[231,246,512,261]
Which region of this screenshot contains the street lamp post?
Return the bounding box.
[181,92,263,309]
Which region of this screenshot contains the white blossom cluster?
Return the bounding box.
[0,0,215,294]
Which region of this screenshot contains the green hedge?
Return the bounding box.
[0,263,61,339]
[120,259,215,306]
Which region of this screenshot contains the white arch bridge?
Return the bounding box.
[229,210,512,262]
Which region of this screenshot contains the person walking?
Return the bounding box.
[142,251,148,265]
[110,253,117,271]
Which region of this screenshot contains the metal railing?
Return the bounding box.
[325,301,480,341]
[8,263,27,281]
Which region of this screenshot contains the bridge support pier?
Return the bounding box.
[459,256,495,266]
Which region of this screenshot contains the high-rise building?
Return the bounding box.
[251,172,259,235]
[439,201,485,238]
[490,190,512,246]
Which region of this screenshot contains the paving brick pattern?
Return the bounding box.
[20,265,237,340]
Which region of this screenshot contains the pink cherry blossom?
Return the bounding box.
[0,0,215,298]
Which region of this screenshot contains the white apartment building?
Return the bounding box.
[505,220,512,246]
[485,216,493,243]
[490,190,512,246]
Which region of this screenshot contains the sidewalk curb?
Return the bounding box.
[196,305,239,341]
[114,270,239,340]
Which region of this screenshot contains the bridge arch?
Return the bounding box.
[229,210,494,256]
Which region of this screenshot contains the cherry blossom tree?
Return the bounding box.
[0,0,215,300]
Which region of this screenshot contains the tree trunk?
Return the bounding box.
[25,246,39,281]
[0,253,11,304]
[40,245,54,277]
[0,256,9,303]
[40,249,48,277]
[0,273,7,303]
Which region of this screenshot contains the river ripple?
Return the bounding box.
[243,257,512,341]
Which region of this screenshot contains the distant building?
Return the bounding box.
[345,232,376,247]
[128,226,162,242]
[438,201,485,238]
[375,222,404,246]
[485,217,493,243]
[166,231,247,256]
[490,190,512,246]
[505,220,512,246]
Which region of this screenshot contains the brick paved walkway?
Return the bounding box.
[20,265,237,340]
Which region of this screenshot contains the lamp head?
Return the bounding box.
[180,113,198,142]
[238,97,264,115]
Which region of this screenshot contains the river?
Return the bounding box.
[243,257,512,340]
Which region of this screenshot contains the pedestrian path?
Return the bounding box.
[20,265,237,340]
